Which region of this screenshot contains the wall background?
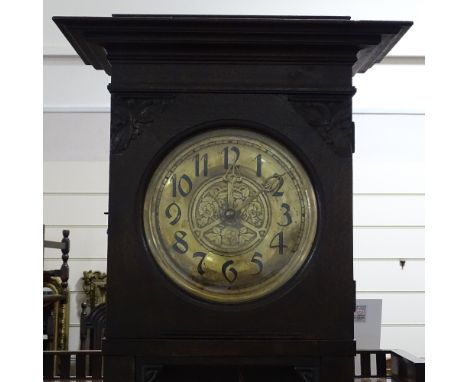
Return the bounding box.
[43,0,425,357]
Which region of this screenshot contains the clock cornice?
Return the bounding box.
[53,15,412,76]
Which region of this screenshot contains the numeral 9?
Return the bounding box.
[165,202,181,225]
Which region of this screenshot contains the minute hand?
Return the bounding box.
[235,174,283,212]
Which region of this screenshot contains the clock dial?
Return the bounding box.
[143,129,318,303]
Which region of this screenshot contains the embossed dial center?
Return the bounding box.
[225,209,236,219]
[189,175,271,255]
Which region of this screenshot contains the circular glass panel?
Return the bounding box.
[143,129,318,303]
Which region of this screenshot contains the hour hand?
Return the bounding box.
[222,162,241,182]
[227,178,234,209]
[222,164,242,209]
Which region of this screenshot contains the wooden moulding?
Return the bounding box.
[52,15,412,76]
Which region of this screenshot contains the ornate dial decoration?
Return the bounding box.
[143,129,318,303]
[190,175,271,254]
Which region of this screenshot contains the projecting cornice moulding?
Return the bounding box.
[42,106,426,115]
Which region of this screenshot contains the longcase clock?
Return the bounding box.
[54,15,412,382]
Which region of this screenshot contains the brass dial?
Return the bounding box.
[143,129,318,303]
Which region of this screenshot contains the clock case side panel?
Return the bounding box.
[105,89,355,347]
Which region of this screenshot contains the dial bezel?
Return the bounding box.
[143,128,318,303]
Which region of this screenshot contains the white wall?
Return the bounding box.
[43,0,425,357]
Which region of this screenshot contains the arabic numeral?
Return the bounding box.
[171,174,193,197]
[194,153,208,177]
[193,252,207,275]
[270,232,287,255]
[272,176,284,197]
[172,231,188,254]
[278,203,292,227]
[222,260,238,283]
[255,154,262,177]
[223,146,240,169]
[165,202,181,225]
[251,252,263,275]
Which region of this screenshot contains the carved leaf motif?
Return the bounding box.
[143,366,162,382]
[295,367,319,382]
[110,96,172,155]
[289,98,354,157]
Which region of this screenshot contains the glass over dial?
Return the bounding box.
[143,129,318,303]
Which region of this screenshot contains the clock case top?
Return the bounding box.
[53,15,412,364]
[53,15,412,77]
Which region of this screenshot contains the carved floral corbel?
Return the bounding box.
[110,96,173,155]
[289,97,355,157]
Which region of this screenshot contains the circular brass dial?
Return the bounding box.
[143,129,318,303]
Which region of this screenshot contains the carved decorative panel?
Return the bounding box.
[111,97,173,155]
[289,98,355,157]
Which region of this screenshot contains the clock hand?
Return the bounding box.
[235,173,284,212]
[222,162,241,209]
[222,159,241,182]
[227,178,234,209]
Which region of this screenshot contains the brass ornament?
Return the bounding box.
[82,270,107,308]
[143,129,318,303]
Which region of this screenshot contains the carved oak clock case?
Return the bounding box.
[54,15,412,382]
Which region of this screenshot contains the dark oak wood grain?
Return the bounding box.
[52,15,412,382]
